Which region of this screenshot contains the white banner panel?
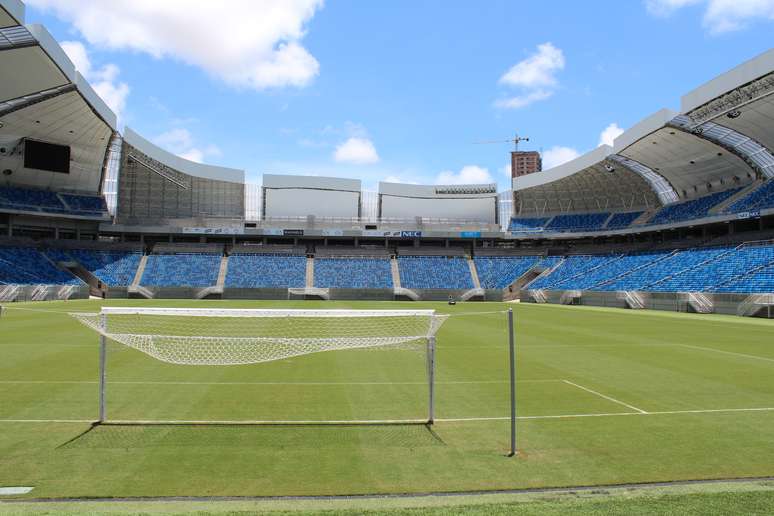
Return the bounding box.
[380,196,495,223]
[265,189,359,218]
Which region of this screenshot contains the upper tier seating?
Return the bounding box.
[314,257,393,288]
[224,253,306,288]
[398,256,474,289]
[546,212,611,232]
[509,217,549,233]
[725,180,774,214]
[0,246,79,285]
[66,249,142,286]
[0,186,108,217]
[141,253,221,287]
[605,211,643,230]
[648,188,742,225]
[527,255,621,290]
[474,256,540,289]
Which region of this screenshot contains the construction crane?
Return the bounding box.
[473,134,530,152]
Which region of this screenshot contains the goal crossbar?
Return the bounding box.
[70,307,447,425]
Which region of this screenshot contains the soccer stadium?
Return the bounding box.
[1,0,774,513]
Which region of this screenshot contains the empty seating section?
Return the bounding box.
[398,256,474,289]
[224,253,306,288]
[141,253,220,287]
[528,255,619,290]
[557,253,663,290]
[648,188,741,225]
[716,262,774,293]
[59,193,108,216]
[474,256,540,289]
[0,247,79,285]
[509,217,549,233]
[546,212,610,232]
[67,249,142,285]
[605,211,643,230]
[725,180,774,213]
[0,186,107,217]
[314,258,392,288]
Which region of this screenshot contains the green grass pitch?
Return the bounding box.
[1,299,774,502]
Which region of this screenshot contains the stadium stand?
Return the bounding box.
[474,256,541,289]
[648,188,742,225]
[546,212,611,232]
[314,257,393,288]
[0,246,79,285]
[398,256,474,289]
[605,211,644,230]
[725,180,774,214]
[527,255,621,290]
[66,249,142,286]
[0,186,108,217]
[141,252,221,287]
[225,253,307,288]
[509,217,549,233]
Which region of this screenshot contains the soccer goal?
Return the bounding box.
[71,307,448,425]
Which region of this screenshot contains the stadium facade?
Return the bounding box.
[1,0,773,315]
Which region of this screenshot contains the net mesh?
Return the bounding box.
[71,308,447,366]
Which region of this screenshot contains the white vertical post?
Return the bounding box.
[507,308,517,456]
[427,336,436,424]
[98,312,107,423]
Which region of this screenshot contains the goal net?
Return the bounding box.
[71,308,448,424]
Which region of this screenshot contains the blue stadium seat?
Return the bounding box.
[509,217,549,233]
[141,253,220,287]
[224,253,306,288]
[0,186,108,217]
[528,255,620,290]
[0,247,80,285]
[474,256,540,289]
[546,212,610,232]
[314,257,393,288]
[648,188,742,225]
[725,180,774,214]
[59,193,109,216]
[398,256,474,289]
[67,249,142,286]
[605,211,643,230]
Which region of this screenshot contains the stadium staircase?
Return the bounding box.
[128,254,153,299]
[631,209,657,226]
[288,256,330,300]
[560,290,582,304]
[194,255,229,299]
[710,180,763,214]
[618,291,647,309]
[306,257,314,288]
[682,292,714,313]
[459,256,485,301]
[390,257,401,288]
[600,213,616,230]
[49,252,105,297]
[0,285,20,302]
[738,293,774,317]
[525,258,564,290]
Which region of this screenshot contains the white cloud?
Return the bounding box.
[494,90,553,109]
[61,40,130,120]
[435,165,493,185]
[383,175,418,185]
[29,0,322,90]
[154,128,221,164]
[542,146,580,170]
[333,137,380,165]
[645,0,774,33]
[599,122,624,147]
[495,42,565,109]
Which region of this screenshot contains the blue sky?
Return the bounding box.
[24,0,773,190]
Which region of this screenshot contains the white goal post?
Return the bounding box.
[71,307,449,425]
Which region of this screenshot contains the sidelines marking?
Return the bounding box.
[678,343,774,364]
[439,406,774,422]
[562,380,648,414]
[0,379,563,386]
[4,407,774,424]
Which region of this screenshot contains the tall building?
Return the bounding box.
[511,151,542,178]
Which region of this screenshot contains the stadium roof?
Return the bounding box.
[0,0,23,29]
[513,48,774,211]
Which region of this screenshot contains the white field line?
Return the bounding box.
[4,407,774,424]
[562,380,648,414]
[678,344,774,364]
[0,379,563,386]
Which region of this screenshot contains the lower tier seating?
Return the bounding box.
[0,247,80,285]
[314,258,393,288]
[225,253,306,288]
[474,256,540,289]
[67,249,142,286]
[398,256,474,289]
[141,253,221,287]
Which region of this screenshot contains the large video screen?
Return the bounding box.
[24,139,71,174]
[265,188,360,218]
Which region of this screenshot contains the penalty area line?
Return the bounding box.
[562,379,648,414]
